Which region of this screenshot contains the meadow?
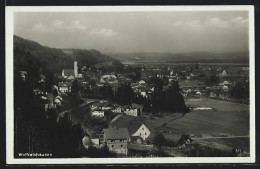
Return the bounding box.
[143,98,250,153]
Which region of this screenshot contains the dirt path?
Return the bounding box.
[192,135,249,140]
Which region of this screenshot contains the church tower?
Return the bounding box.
[74,61,78,78]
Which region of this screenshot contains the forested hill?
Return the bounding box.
[62,49,117,67]
[13,35,119,76]
[106,51,249,64]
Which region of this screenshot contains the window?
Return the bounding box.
[145,133,146,135]
[142,128,144,130]
[140,133,141,136]
[111,145,114,148]
[121,145,123,147]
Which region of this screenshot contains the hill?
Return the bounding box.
[13,35,121,76]
[62,48,118,67]
[106,51,249,64]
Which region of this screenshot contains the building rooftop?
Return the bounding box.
[103,127,130,140]
[62,69,74,76]
[58,82,73,87]
[111,115,146,135]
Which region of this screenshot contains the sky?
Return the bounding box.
[14,11,249,53]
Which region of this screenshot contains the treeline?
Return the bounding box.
[14,71,85,158]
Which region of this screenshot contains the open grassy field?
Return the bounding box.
[143,98,250,153]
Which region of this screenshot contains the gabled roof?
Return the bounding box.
[91,101,110,108]
[62,69,74,76]
[58,82,73,87]
[103,128,130,140]
[111,115,147,135]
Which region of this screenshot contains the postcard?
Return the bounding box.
[5,5,255,164]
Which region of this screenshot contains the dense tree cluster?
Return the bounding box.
[206,74,220,86]
[14,70,84,158]
[229,80,249,100]
[151,80,189,114]
[115,83,134,105]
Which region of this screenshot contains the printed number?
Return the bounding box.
[235,148,243,154]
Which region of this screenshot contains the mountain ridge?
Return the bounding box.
[105,51,249,63]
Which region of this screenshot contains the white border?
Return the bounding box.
[6,5,255,164]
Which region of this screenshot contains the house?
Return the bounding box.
[112,106,123,114]
[100,75,118,84]
[222,85,229,92]
[19,71,27,81]
[62,69,75,79]
[124,107,139,116]
[47,93,56,109]
[91,110,105,117]
[219,70,227,77]
[54,96,63,106]
[58,82,72,93]
[140,91,147,98]
[111,115,151,141]
[90,101,110,111]
[139,80,146,85]
[130,123,151,141]
[33,88,42,95]
[210,92,217,98]
[102,127,130,155]
[62,61,79,79]
[124,104,143,117]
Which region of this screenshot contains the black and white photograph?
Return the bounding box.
[5,6,255,164]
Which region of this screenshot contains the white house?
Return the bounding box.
[19,71,27,81]
[124,108,138,116]
[91,138,100,146]
[112,107,123,113]
[219,70,227,77]
[140,90,147,98]
[131,124,151,141]
[91,110,105,117]
[62,61,79,79]
[58,82,72,93]
[139,80,146,85]
[111,115,151,141]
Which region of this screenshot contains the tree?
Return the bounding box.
[147,77,164,93]
[229,80,249,99]
[100,85,114,100]
[71,80,80,93]
[206,75,219,86]
[115,83,134,105]
[153,132,167,147]
[151,80,189,114]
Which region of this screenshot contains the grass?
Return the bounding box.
[143,98,250,154]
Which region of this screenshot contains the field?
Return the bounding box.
[143,98,250,153]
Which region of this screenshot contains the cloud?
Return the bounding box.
[174,16,248,30]
[231,16,248,27]
[89,28,118,37]
[204,17,231,28]
[31,20,86,33]
[32,23,53,32]
[52,20,64,28]
[66,20,86,31]
[174,20,201,27]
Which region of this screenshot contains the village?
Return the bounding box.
[18,58,249,157]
